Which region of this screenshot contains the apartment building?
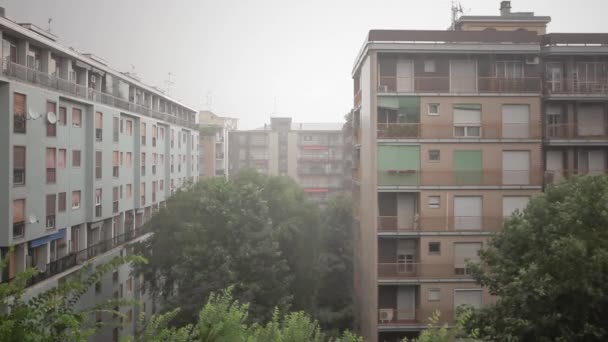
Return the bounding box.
[198,110,237,179]
[229,117,346,202]
[0,10,199,341]
[348,1,608,340]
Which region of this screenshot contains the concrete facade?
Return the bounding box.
[197,110,237,179]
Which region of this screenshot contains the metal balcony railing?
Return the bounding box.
[378,308,421,326]
[377,216,505,232]
[545,123,608,139]
[377,263,475,279]
[378,169,542,187]
[545,78,608,95]
[1,60,197,129]
[378,76,541,93]
[377,122,541,139]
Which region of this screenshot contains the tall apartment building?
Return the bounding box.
[350,1,608,341]
[198,110,237,178]
[0,11,199,341]
[229,117,345,202]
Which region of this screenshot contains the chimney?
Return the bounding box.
[500,1,511,16]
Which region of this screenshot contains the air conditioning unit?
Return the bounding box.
[379,309,394,323]
[525,56,540,65]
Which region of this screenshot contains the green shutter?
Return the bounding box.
[378,146,420,185]
[453,151,483,185]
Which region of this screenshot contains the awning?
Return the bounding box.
[29,228,66,248]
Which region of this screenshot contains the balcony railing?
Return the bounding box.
[378,308,420,326]
[546,123,608,139]
[1,60,196,129]
[378,170,541,187]
[377,122,541,139]
[377,215,505,232]
[545,169,608,185]
[545,78,608,95]
[21,227,148,288]
[378,76,541,94]
[378,263,475,279]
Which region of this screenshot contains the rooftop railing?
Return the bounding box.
[2,60,196,129]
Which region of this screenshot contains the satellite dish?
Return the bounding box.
[28,214,38,224]
[28,109,41,120]
[47,112,57,124]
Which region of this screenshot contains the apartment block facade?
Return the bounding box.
[0,12,199,341]
[351,2,608,341]
[198,110,237,179]
[229,117,346,202]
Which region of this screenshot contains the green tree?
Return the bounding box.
[136,176,292,325]
[316,194,355,335]
[0,254,145,341]
[402,309,478,342]
[465,176,608,341]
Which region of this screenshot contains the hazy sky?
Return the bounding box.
[4,0,608,129]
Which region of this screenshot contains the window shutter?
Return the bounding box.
[453,105,481,124]
[14,146,25,168]
[95,112,103,129]
[13,199,25,223]
[454,242,481,267]
[14,93,25,116]
[46,194,56,215]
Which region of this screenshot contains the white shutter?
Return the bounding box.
[588,150,606,174]
[454,242,481,267]
[578,104,605,136]
[454,289,482,309]
[503,196,529,217]
[453,196,482,230]
[502,105,530,138]
[450,60,477,92]
[502,151,530,184]
[396,60,414,92]
[453,108,481,125]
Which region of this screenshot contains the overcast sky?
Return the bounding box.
[4,0,608,129]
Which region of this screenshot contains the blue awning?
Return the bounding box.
[29,228,66,248]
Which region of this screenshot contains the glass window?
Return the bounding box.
[428,288,440,301]
[429,242,441,254]
[72,108,82,127]
[72,150,81,167]
[428,196,440,209]
[429,150,440,162]
[428,103,439,115]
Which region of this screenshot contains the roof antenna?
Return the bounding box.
[164,72,174,96]
[450,0,464,30]
[47,18,52,33]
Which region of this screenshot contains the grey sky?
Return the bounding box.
[4,0,608,129]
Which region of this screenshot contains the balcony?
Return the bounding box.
[1,60,196,129]
[377,122,541,139]
[46,168,56,183]
[378,170,541,187]
[377,76,541,94]
[377,216,504,232]
[13,221,25,238]
[545,78,608,96]
[546,123,608,140]
[378,263,474,279]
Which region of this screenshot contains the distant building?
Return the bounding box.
[351,1,608,341]
[198,111,237,178]
[229,117,346,202]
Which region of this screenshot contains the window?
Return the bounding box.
[126,309,133,323]
[113,117,119,142]
[126,184,132,198]
[126,120,133,136]
[503,196,530,219]
[95,112,103,141]
[46,148,56,183]
[502,151,530,185]
[496,61,523,79]
[13,93,26,133]
[72,150,81,167]
[424,60,436,72]
[13,146,26,186]
[95,189,102,217]
[429,242,441,254]
[120,185,123,199]
[160,180,164,191]
[13,199,25,238]
[141,182,146,205]
[141,153,146,175]
[95,281,102,294]
[454,196,482,230]
[46,101,57,137]
[58,149,66,169]
[72,108,82,128]
[428,103,439,115]
[454,242,481,275]
[428,150,440,162]
[120,152,124,166]
[46,194,56,229]
[454,289,482,309]
[152,125,157,146]
[126,152,132,168]
[428,288,441,301]
[453,104,481,137]
[112,151,119,177]
[141,122,146,145]
[126,277,133,292]
[428,196,440,209]
[58,192,66,212]
[113,186,119,213]
[72,191,81,209]
[58,106,67,126]
[502,105,530,138]
[95,151,102,179]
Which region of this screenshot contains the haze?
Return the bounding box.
[5,0,607,129]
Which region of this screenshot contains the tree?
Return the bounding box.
[316,194,355,335]
[0,254,145,341]
[465,176,608,341]
[136,176,293,326]
[402,310,478,342]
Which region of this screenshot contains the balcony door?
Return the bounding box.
[397,193,417,230]
[397,286,416,320]
[577,103,605,136]
[546,62,563,93]
[396,60,414,93]
[396,240,416,274]
[578,149,606,175]
[450,60,477,93]
[546,150,565,182]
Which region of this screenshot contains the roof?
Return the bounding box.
[456,14,551,23]
[250,122,343,132]
[366,29,539,44]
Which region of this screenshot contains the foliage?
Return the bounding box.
[316,194,355,335]
[134,287,362,342]
[0,254,145,342]
[402,309,478,342]
[465,175,608,341]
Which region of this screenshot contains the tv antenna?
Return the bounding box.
[47,18,52,33]
[164,72,174,95]
[204,91,213,111]
[450,0,464,30]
